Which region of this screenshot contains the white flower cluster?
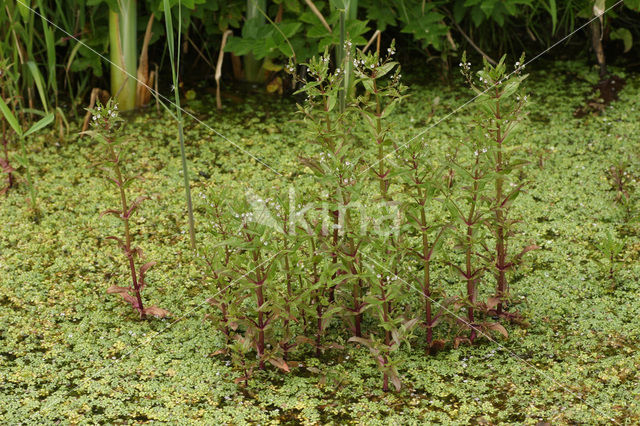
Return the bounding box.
[353,58,366,68]
[344,40,353,50]
[318,151,332,162]
[474,147,488,157]
[375,273,399,281]
[234,211,254,221]
[459,61,471,71]
[387,47,395,56]
[91,102,118,127]
[341,177,355,185]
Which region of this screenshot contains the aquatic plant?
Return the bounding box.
[594,231,625,290]
[460,53,537,318]
[294,50,364,338]
[400,139,448,349]
[84,99,168,319]
[605,161,638,223]
[445,136,492,343]
[209,196,290,381]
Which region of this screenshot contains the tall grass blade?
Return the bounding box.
[36,0,57,97]
[163,0,197,249]
[26,61,49,113]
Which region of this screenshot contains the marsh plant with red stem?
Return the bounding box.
[85,99,169,320]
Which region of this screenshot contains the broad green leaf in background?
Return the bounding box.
[610,27,632,52]
[625,0,640,10]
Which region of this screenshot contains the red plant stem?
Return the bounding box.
[329,208,339,303]
[494,92,507,315]
[109,142,144,318]
[310,238,323,356]
[417,185,433,347]
[465,162,481,342]
[316,300,322,357]
[281,214,293,359]
[252,248,266,370]
[352,262,362,337]
[347,219,362,338]
[382,279,391,391]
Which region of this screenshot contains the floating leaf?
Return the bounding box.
[106,285,132,294]
[143,306,170,318]
[268,357,290,372]
[486,322,508,338]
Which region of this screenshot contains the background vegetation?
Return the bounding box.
[1,0,640,115]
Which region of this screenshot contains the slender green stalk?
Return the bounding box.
[337,0,357,110]
[244,0,266,82]
[109,0,137,111]
[163,0,196,249]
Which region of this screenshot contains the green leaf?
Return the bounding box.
[0,97,22,137]
[13,154,28,167]
[625,0,640,11]
[376,62,397,78]
[26,62,49,114]
[24,113,54,138]
[610,27,632,53]
[548,0,557,34]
